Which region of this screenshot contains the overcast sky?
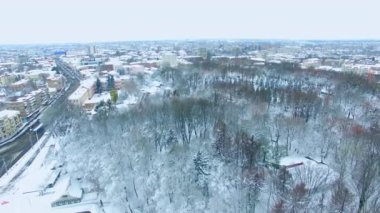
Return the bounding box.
[0,0,379,44]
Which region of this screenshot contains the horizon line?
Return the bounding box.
[1,37,380,46]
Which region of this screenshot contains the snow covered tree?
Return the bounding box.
[288,182,309,212]
[96,77,102,94]
[110,89,118,104]
[329,179,354,213]
[107,75,115,91]
[165,129,178,149]
[243,167,264,213]
[213,119,230,158]
[193,151,209,183]
[271,199,286,213]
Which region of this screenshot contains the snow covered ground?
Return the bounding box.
[280,156,339,186]
[0,134,104,213]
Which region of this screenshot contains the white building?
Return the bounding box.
[300,58,321,69]
[161,53,178,68]
[87,45,96,56]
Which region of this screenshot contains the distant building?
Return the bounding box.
[99,64,114,72]
[87,45,96,56]
[29,88,49,107]
[83,92,110,111]
[25,69,55,81]
[199,48,208,60]
[3,100,28,117]
[18,55,29,64]
[161,53,178,68]
[68,87,92,106]
[0,73,17,86]
[47,75,65,91]
[126,65,145,74]
[9,79,31,92]
[54,50,67,56]
[80,57,102,66]
[4,89,49,117]
[68,78,96,106]
[300,58,321,69]
[0,110,22,140]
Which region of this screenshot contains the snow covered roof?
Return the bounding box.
[250,57,266,62]
[48,87,57,93]
[80,78,96,89]
[26,69,55,76]
[11,79,29,86]
[105,57,124,66]
[68,87,89,100]
[84,92,110,104]
[46,75,63,81]
[0,110,20,119]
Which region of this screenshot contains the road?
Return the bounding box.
[0,58,80,177]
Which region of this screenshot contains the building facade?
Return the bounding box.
[0,110,22,139]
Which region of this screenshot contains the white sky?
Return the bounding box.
[0,0,379,44]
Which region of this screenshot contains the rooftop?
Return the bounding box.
[0,110,20,119]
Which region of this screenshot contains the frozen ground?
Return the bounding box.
[0,134,106,213]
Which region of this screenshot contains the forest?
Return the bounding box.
[52,62,380,213]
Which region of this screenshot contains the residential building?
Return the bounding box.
[47,75,65,91]
[68,78,96,106]
[9,79,31,92]
[0,73,17,86]
[4,89,49,117]
[3,100,28,117]
[300,58,321,69]
[0,110,22,139]
[127,65,145,74]
[68,87,92,106]
[25,69,55,81]
[87,45,96,56]
[161,53,178,68]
